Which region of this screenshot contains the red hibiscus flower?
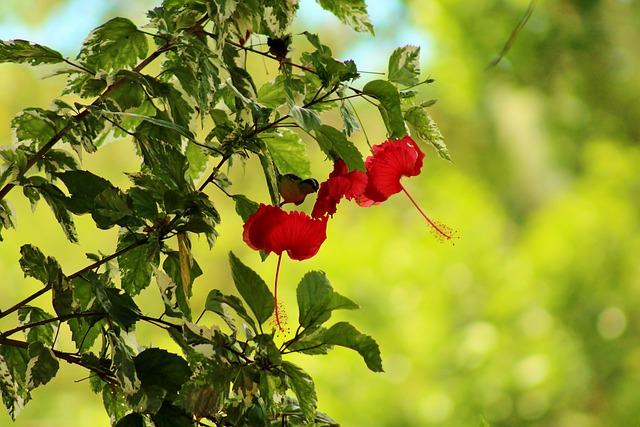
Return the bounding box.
[358,135,453,240]
[358,135,424,204]
[243,204,328,260]
[311,159,368,218]
[243,204,329,331]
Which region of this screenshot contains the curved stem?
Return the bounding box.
[273,253,284,332]
[401,186,452,240]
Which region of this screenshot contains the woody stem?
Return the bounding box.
[401,186,452,240]
[273,253,284,332]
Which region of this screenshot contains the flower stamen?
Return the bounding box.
[401,185,453,241]
[273,253,285,333]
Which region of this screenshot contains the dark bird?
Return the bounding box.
[278,173,319,206]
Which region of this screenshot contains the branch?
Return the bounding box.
[225,38,375,106]
[138,314,254,364]
[0,42,178,202]
[1,28,336,326]
[226,39,317,75]
[1,151,232,321]
[62,58,94,75]
[0,336,116,385]
[279,325,303,352]
[139,314,180,330]
[281,343,326,355]
[0,13,212,203]
[198,155,232,192]
[0,312,104,339]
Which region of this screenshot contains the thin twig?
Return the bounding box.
[62,58,94,75]
[487,0,538,69]
[348,99,372,149]
[1,312,104,338]
[0,336,116,384]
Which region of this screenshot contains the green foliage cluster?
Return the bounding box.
[0,0,447,425]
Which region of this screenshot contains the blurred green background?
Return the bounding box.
[1,0,640,426]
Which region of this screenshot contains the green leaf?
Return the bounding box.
[297,271,358,330]
[94,286,140,331]
[0,39,64,65]
[110,332,141,395]
[18,244,50,284]
[233,195,259,223]
[0,200,16,241]
[388,45,421,87]
[18,246,71,317]
[263,130,312,178]
[340,101,360,136]
[315,0,374,33]
[154,267,186,320]
[300,33,359,86]
[322,322,383,372]
[101,386,129,424]
[51,276,74,317]
[314,125,365,171]
[142,77,194,130]
[115,413,145,427]
[128,187,158,220]
[167,246,202,299]
[178,380,223,421]
[92,187,139,230]
[77,17,148,72]
[11,108,65,149]
[134,348,191,397]
[18,245,71,318]
[405,106,451,161]
[30,180,78,242]
[159,252,201,321]
[228,252,274,325]
[151,401,194,427]
[0,346,30,419]
[134,120,190,191]
[115,111,194,142]
[68,275,103,353]
[25,342,59,389]
[286,326,332,355]
[127,384,166,415]
[257,77,287,109]
[110,78,145,110]
[185,142,208,181]
[117,232,160,296]
[281,361,317,422]
[57,170,113,214]
[289,105,321,132]
[38,149,79,176]
[258,149,281,206]
[17,307,55,346]
[205,289,257,332]
[362,80,405,139]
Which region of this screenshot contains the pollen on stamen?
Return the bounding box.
[401,186,459,243]
[426,219,460,244]
[271,302,290,336]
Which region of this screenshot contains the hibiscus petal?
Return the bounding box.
[243,204,328,260]
[242,204,287,253]
[362,135,424,203]
[269,211,328,260]
[311,160,368,218]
